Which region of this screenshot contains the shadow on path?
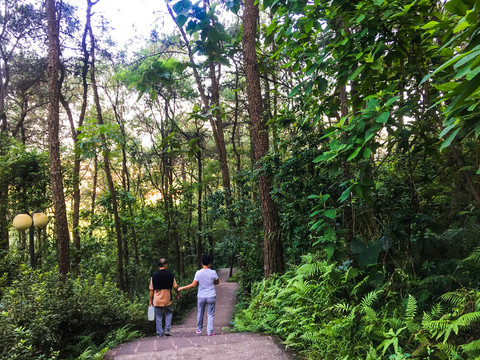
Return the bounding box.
[104,268,297,360]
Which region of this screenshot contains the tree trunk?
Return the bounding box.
[242,0,284,278]
[0,134,8,251]
[46,0,70,277]
[197,149,204,268]
[166,2,234,227]
[87,0,125,291]
[59,17,90,275]
[90,153,98,230]
[0,176,9,251]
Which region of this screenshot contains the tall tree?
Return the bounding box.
[46,0,70,277]
[242,0,284,277]
[59,15,90,274]
[0,0,44,251]
[86,0,125,291]
[166,0,234,226]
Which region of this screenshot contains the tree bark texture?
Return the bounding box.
[0,177,9,251]
[242,0,284,278]
[46,0,70,277]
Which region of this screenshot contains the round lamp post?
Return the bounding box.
[12,211,48,268]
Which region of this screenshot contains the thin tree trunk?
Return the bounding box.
[165,2,234,227]
[86,0,125,291]
[90,153,98,230]
[242,0,284,277]
[0,179,9,251]
[46,0,70,277]
[197,149,203,268]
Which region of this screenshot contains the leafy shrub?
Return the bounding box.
[234,253,480,359]
[0,265,144,359]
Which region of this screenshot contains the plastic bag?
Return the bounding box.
[148,305,155,321]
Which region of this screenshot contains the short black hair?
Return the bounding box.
[201,254,211,266]
[158,258,168,267]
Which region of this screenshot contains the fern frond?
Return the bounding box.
[329,302,353,314]
[405,295,417,324]
[461,338,480,356]
[435,342,459,357]
[440,291,467,307]
[344,267,363,282]
[454,311,480,328]
[430,303,444,318]
[296,262,322,279]
[362,307,378,322]
[366,345,378,360]
[360,289,383,310]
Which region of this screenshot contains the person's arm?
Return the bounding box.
[149,289,154,306]
[178,280,198,292]
[149,278,154,306]
[173,279,180,299]
[214,278,219,285]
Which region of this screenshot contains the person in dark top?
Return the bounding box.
[149,258,180,336]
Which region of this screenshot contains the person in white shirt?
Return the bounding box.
[178,255,219,335]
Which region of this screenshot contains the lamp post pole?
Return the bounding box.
[29,211,36,268]
[13,212,48,268]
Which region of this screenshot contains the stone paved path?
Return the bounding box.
[104,268,297,360]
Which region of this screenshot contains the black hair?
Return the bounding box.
[201,254,211,266]
[158,258,168,267]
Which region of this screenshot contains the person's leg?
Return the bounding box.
[155,306,164,336]
[196,297,207,333]
[164,306,173,334]
[206,296,216,335]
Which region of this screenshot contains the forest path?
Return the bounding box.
[104,268,297,360]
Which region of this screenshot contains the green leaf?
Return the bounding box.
[288,83,302,97]
[176,14,188,27]
[363,147,372,158]
[356,14,366,24]
[313,153,335,163]
[435,82,459,92]
[349,65,365,81]
[440,128,461,150]
[453,49,480,71]
[339,185,354,202]
[475,120,480,137]
[439,122,458,138]
[325,244,335,259]
[318,78,329,93]
[421,21,438,29]
[376,111,390,123]
[370,59,383,71]
[347,147,362,161]
[447,72,480,113]
[445,0,468,16]
[324,209,336,219]
[384,96,399,107]
[454,17,472,33]
[404,1,416,13]
[305,19,314,33]
[420,45,480,85]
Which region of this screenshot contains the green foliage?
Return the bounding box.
[0,140,50,214]
[235,253,480,359]
[0,259,145,359]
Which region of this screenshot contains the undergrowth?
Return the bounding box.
[234,253,480,359]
